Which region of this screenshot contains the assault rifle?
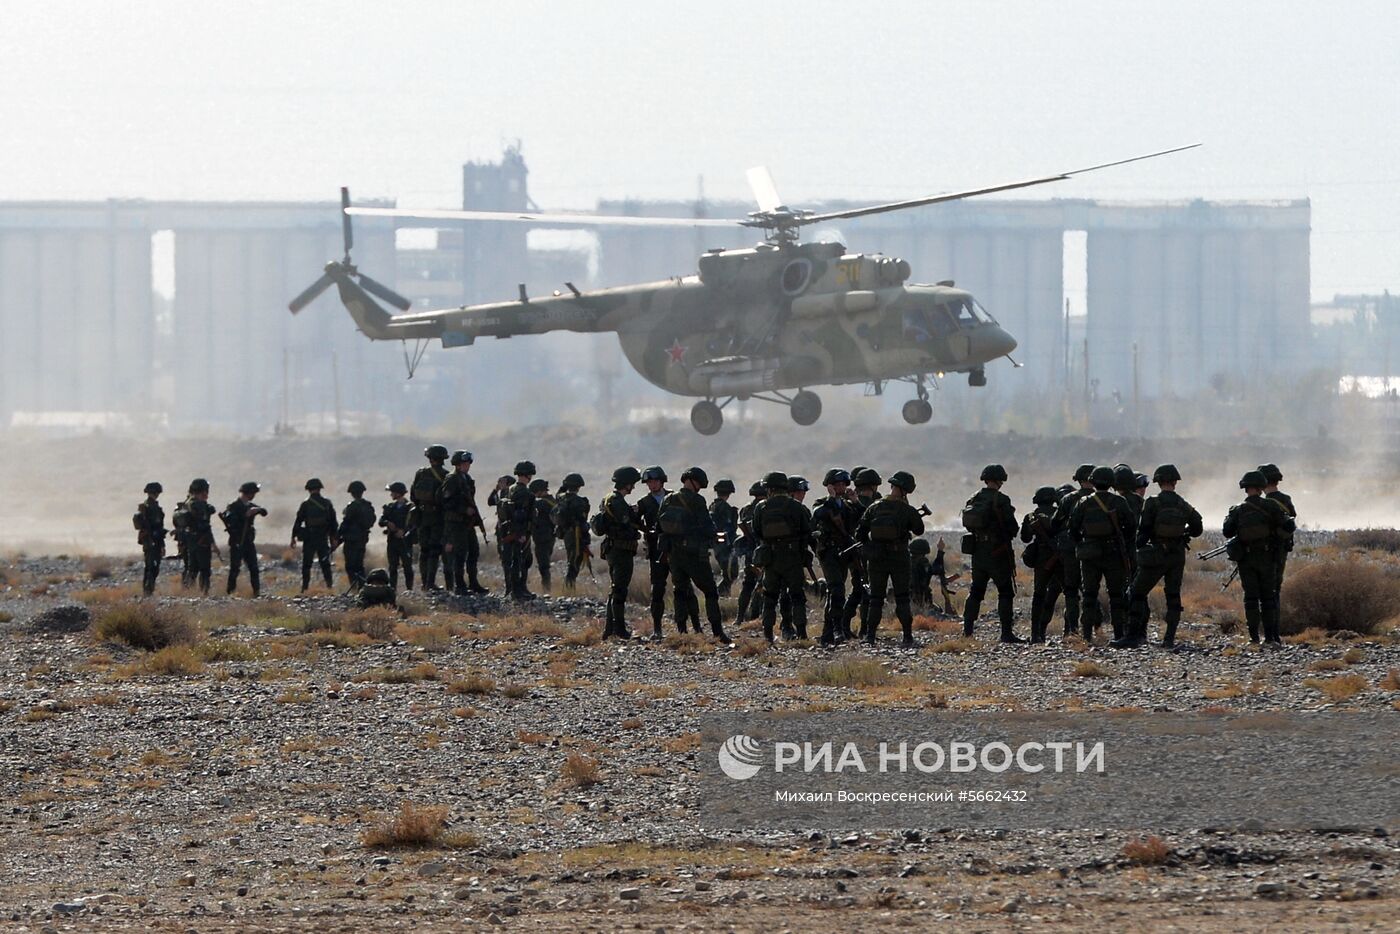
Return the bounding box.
[1196,540,1240,591]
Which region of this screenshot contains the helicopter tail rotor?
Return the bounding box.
[289,187,413,314]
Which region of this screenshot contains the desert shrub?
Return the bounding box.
[92,605,197,651]
[501,683,529,699]
[1303,673,1367,703]
[446,672,495,695]
[1333,528,1400,553]
[119,645,204,677]
[362,802,448,849]
[81,556,115,580]
[797,659,893,688]
[1072,660,1111,678]
[195,639,259,663]
[1121,835,1172,865]
[561,752,601,787]
[1280,560,1400,636]
[562,624,602,647]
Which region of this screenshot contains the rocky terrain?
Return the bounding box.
[0,547,1396,932]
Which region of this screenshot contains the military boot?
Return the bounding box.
[1000,620,1026,644]
[861,606,879,645]
[1160,619,1179,649]
[1262,600,1282,645]
[1244,603,1262,643]
[301,569,311,593]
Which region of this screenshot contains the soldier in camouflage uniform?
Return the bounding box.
[1259,463,1296,608]
[1052,465,1097,637]
[659,467,732,643]
[812,468,861,645]
[855,470,925,647]
[410,445,451,590]
[497,461,539,599]
[734,481,767,623]
[1112,463,1142,593]
[635,466,677,638]
[1020,486,1065,644]
[751,472,813,643]
[379,481,415,592]
[842,467,881,637]
[909,538,934,608]
[1223,470,1295,645]
[529,478,557,593]
[1121,464,1203,649]
[222,481,266,597]
[358,567,396,609]
[1069,467,1135,641]
[960,465,1022,643]
[709,479,740,596]
[552,473,591,590]
[133,482,166,596]
[181,478,218,595]
[440,450,488,595]
[292,478,338,592]
[340,480,376,592]
[594,466,642,640]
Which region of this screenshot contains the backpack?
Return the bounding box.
[1153,505,1188,539]
[589,510,609,538]
[960,497,991,532]
[1080,496,1116,539]
[759,507,795,540]
[868,509,904,542]
[658,502,692,537]
[1234,502,1273,543]
[410,470,439,507]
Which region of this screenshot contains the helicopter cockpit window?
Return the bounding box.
[947,299,977,326]
[971,299,996,324]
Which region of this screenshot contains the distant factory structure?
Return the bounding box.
[0,147,1316,434]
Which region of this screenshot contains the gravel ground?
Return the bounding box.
[0,553,1396,931]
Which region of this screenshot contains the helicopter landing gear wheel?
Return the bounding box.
[790,390,822,426]
[902,398,933,424]
[690,400,723,435]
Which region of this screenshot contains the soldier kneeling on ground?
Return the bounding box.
[358,567,397,609]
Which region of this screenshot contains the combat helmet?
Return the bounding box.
[1073,464,1096,483]
[528,478,549,493]
[681,466,709,488]
[822,468,851,487]
[238,481,261,495]
[144,481,163,495]
[888,470,917,493]
[513,460,537,477]
[347,480,367,495]
[748,481,765,497]
[1089,466,1115,489]
[713,478,735,495]
[850,465,868,480]
[188,478,209,494]
[853,467,882,488]
[450,450,473,466]
[640,465,667,483]
[1112,463,1135,490]
[980,464,1008,483]
[1134,473,1149,491]
[1152,464,1181,484]
[611,465,642,487]
[789,475,810,492]
[909,538,932,556]
[1032,485,1059,506]
[424,444,449,461]
[762,471,790,492]
[1239,470,1267,490]
[562,472,585,490]
[1258,463,1283,484]
[385,481,407,495]
[365,568,390,586]
[305,478,324,491]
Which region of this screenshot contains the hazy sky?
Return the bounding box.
[1,0,1396,299]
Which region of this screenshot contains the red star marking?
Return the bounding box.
[667,339,687,364]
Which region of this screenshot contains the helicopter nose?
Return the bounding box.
[971,325,1017,361]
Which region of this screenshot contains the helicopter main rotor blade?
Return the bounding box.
[289,272,335,314]
[340,187,354,255]
[345,206,741,229]
[746,166,783,213]
[798,143,1202,226]
[356,272,413,311]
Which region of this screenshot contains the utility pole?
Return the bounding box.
[331,350,343,436]
[1132,341,1141,437]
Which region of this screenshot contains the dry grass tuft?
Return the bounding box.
[1380,669,1400,691]
[1122,835,1172,865]
[445,672,495,695]
[562,624,603,647]
[118,645,204,677]
[912,615,963,634]
[396,623,457,651]
[81,555,116,579]
[924,636,980,654]
[1333,528,1400,553]
[480,615,566,641]
[561,751,601,788]
[501,682,529,699]
[361,802,449,849]
[1072,660,1111,678]
[661,732,702,753]
[92,604,197,651]
[1284,627,1336,646]
[1281,560,1400,636]
[275,687,315,704]
[1303,673,1368,703]
[1309,659,1348,673]
[1342,647,1366,665]
[731,639,768,658]
[195,639,260,663]
[663,632,716,655]
[797,658,893,688]
[1202,682,1245,699]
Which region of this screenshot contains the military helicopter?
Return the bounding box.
[290,145,1197,434]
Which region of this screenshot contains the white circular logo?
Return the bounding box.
[717,734,764,781]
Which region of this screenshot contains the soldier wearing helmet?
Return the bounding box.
[1051,465,1098,637]
[1068,467,1135,641]
[734,480,769,624]
[1120,464,1203,649]
[340,480,376,592]
[750,471,814,643]
[1223,470,1295,645]
[133,482,167,596]
[553,473,592,591]
[1020,485,1066,644]
[292,478,339,592]
[594,466,643,639]
[221,482,267,597]
[854,469,925,647]
[410,445,451,590]
[495,460,539,599]
[959,465,1021,643]
[358,567,397,610]
[634,466,678,638]
[908,537,935,608]
[179,479,218,594]
[528,478,558,593]
[438,451,487,595]
[1259,463,1296,612]
[839,467,884,636]
[379,481,415,592]
[657,467,732,643]
[811,467,861,645]
[709,478,740,596]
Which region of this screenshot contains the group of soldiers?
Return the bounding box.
[131,450,1297,649]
